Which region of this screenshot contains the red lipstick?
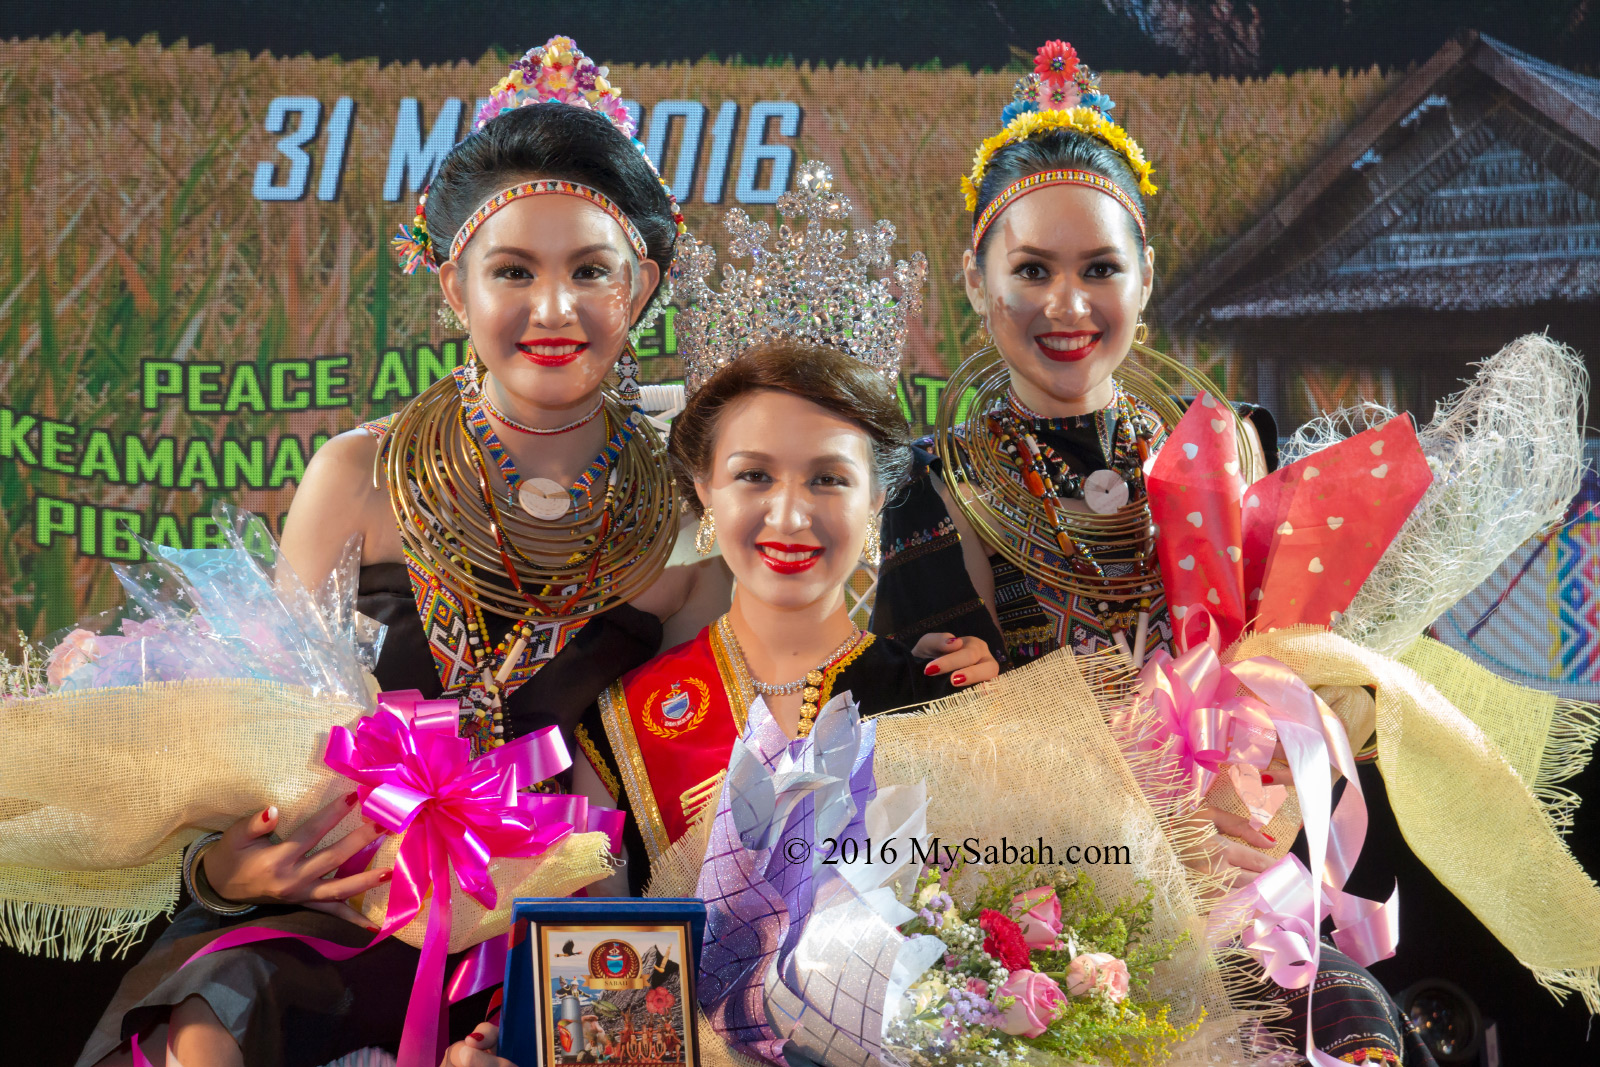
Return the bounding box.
[1035,330,1100,363]
[755,541,824,575]
[516,338,589,367]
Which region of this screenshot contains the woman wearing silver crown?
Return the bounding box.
[570,163,974,898]
[871,38,1437,1067]
[78,39,994,1067]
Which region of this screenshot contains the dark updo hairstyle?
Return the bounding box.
[668,343,915,516]
[972,128,1147,266]
[424,103,677,314]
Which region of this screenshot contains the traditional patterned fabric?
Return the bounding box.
[358,413,594,750]
[1261,945,1437,1066]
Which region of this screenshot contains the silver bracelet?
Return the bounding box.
[182,831,258,916]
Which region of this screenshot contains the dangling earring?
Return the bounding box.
[694,509,717,556]
[438,304,467,331]
[861,518,882,568]
[462,337,486,394]
[614,342,642,406]
[977,315,993,349]
[1133,319,1149,345]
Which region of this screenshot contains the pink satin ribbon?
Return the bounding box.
[140,689,618,1067]
[1136,638,1279,803]
[1163,618,1398,1066]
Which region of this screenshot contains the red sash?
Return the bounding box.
[597,625,750,864]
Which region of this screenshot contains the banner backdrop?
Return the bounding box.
[0,34,1403,639]
[6,31,1597,680]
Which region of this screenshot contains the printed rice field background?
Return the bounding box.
[0,33,1394,640]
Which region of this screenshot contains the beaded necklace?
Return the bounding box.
[981,385,1157,584]
[481,390,605,436]
[458,407,620,616]
[459,377,638,516]
[379,370,679,751]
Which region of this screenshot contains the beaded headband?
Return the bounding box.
[447,180,649,263]
[962,40,1157,224]
[392,34,687,276]
[972,169,1147,251]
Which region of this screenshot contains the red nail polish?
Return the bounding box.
[924,663,940,676]
[261,807,273,822]
[1262,831,1277,843]
[366,925,380,933]
[466,1033,484,1044]
[379,870,393,883]
[1261,774,1275,785]
[345,790,359,805]
[951,673,966,686]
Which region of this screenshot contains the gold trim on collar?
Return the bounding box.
[573,722,621,804]
[817,631,875,708]
[710,616,753,734]
[597,679,671,863]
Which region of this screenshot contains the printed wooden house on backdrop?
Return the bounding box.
[1163,31,1600,427]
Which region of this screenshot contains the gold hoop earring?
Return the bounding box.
[694,509,717,556]
[438,304,467,331]
[1133,319,1149,345]
[861,518,882,568]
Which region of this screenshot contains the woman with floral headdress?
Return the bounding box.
[77,37,702,1067]
[871,41,1436,1067]
[78,39,991,1067]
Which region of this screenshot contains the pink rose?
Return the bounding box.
[965,977,989,998]
[1011,886,1063,950]
[1065,952,1130,1002]
[46,628,101,687]
[996,970,1065,1038]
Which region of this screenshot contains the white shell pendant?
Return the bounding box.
[518,477,571,520]
[1083,469,1130,514]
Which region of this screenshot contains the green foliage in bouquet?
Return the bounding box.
[890,864,1201,1066]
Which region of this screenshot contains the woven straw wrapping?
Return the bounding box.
[651,648,1275,1066]
[1235,627,1600,1011]
[0,678,612,958]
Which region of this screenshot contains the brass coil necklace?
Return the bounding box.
[935,342,1252,605]
[381,372,680,622]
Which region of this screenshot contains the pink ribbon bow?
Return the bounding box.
[1136,635,1278,805]
[322,690,583,1064]
[146,690,617,1067]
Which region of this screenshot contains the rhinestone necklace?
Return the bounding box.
[717,615,867,738]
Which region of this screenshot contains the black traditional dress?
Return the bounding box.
[77,559,661,1063]
[576,622,957,896]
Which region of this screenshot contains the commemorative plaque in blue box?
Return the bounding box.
[500,897,707,1066]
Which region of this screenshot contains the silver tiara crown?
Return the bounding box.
[672,160,928,393]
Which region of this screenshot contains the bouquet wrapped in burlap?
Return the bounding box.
[1142,335,1600,1019]
[0,508,612,963]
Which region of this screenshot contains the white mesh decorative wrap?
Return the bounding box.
[1282,333,1589,657]
[672,161,928,394]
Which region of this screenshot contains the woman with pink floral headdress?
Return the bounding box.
[76,36,992,1067]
